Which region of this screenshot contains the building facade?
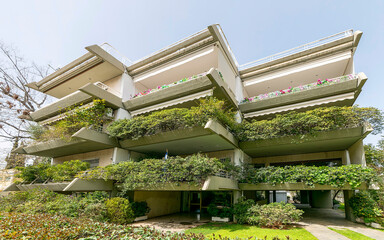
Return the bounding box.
[11,25,368,220]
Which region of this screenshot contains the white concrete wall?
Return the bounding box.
[134,191,181,218]
[103,75,122,96]
[53,148,114,167]
[133,45,218,92]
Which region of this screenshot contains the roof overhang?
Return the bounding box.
[28,45,125,98]
[239,126,372,158]
[119,120,238,155]
[127,24,239,77]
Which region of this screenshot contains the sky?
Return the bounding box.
[0,0,383,165]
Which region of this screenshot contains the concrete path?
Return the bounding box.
[299,208,384,240]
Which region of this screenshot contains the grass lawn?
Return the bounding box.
[329,227,374,240]
[185,223,317,240]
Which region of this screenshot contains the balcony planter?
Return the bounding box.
[211,216,230,222]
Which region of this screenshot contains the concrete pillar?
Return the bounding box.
[342,150,351,165]
[121,72,137,102]
[112,147,130,164]
[310,191,333,208]
[114,108,131,120]
[343,190,356,221]
[348,139,366,166]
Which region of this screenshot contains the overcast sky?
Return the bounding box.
[0,0,383,164]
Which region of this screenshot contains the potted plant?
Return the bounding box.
[207,203,233,222]
[130,201,150,222]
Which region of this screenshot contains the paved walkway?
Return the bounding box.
[299,208,384,240]
[131,213,210,232]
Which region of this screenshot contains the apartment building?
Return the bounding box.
[9,24,368,220]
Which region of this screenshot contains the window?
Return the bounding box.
[83,159,99,168]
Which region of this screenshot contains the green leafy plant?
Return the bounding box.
[81,154,240,193]
[16,160,90,183]
[31,99,113,142]
[207,193,233,219]
[107,97,238,140]
[233,197,255,224]
[247,202,303,229]
[130,201,150,218]
[105,197,134,224]
[349,191,383,222]
[238,106,383,141]
[241,164,376,189]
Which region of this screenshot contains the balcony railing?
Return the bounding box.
[130,72,207,99]
[94,81,121,96]
[240,74,357,104]
[239,29,354,70]
[99,43,133,67]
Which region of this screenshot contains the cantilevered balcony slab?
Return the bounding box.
[30,91,93,122]
[79,82,123,109]
[28,45,125,98]
[134,176,239,191]
[16,183,70,192]
[124,68,238,116]
[239,126,371,158]
[119,120,238,155]
[239,182,371,191]
[63,178,114,192]
[20,128,118,158]
[241,73,367,119]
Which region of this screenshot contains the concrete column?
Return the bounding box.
[112,147,130,164]
[310,191,332,208]
[343,190,356,221]
[121,72,137,102]
[342,150,351,165]
[114,108,131,120]
[348,139,366,166]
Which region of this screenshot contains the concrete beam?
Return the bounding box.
[72,127,120,147]
[63,178,114,192]
[79,83,123,109]
[86,45,125,72]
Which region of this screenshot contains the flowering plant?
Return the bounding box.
[240,74,355,104]
[132,72,207,98]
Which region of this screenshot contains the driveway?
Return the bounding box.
[299,208,384,240]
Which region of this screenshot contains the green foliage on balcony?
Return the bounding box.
[241,164,377,189]
[238,106,383,141]
[107,98,238,140]
[80,154,240,192]
[16,160,90,183]
[29,99,113,142]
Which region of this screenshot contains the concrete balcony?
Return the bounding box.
[14,128,119,158]
[239,125,372,158]
[240,73,367,119]
[30,82,122,123]
[124,68,237,116]
[119,119,238,155]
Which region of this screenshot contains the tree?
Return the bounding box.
[0,42,52,168]
[365,143,384,168]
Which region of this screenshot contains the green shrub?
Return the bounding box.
[105,197,134,224]
[207,193,233,219]
[131,201,150,218]
[82,154,240,192]
[238,106,383,141]
[107,97,238,140]
[247,202,303,228]
[0,189,109,221]
[31,99,113,142]
[349,191,383,222]
[17,160,90,183]
[241,164,376,189]
[233,197,255,224]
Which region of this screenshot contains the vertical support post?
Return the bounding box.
[344,190,356,221]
